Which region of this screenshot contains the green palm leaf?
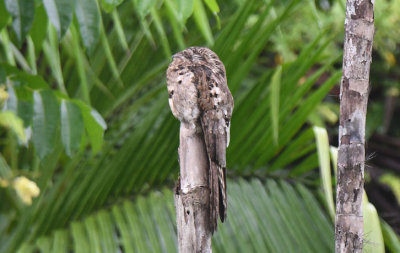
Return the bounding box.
[16,179,334,253]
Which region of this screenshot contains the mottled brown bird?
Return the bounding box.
[166,47,233,232]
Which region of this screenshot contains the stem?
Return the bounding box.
[335,0,374,252]
[174,123,212,253]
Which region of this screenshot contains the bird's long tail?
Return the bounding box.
[201,114,227,233]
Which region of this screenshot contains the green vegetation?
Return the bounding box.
[0,0,399,252]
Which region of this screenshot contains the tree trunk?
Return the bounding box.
[335,0,374,252]
[174,123,212,253]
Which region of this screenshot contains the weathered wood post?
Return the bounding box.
[174,123,212,252]
[335,0,374,252]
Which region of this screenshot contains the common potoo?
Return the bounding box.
[166,47,233,232]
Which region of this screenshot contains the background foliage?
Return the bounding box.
[0,0,399,252]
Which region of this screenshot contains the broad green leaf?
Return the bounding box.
[4,83,18,113]
[54,89,70,100]
[0,0,10,30]
[313,126,334,219]
[2,64,49,89]
[193,0,214,45]
[270,65,281,145]
[29,4,48,52]
[43,0,75,39]
[0,111,27,144]
[90,108,106,130]
[16,100,33,127]
[32,90,59,159]
[379,173,400,203]
[75,0,101,52]
[0,29,15,65]
[177,0,193,24]
[4,83,33,127]
[381,220,400,253]
[73,100,106,153]
[363,192,385,253]
[4,0,35,43]
[60,100,84,156]
[101,0,123,12]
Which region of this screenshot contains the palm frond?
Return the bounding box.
[17,179,334,253]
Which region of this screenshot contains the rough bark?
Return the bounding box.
[174,123,212,253]
[335,0,374,252]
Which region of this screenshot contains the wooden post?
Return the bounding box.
[335,0,374,252]
[168,47,231,253]
[174,123,212,253]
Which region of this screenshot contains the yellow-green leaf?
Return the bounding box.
[4,0,35,43]
[270,66,282,145]
[313,126,334,219]
[363,192,385,253]
[0,111,26,144]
